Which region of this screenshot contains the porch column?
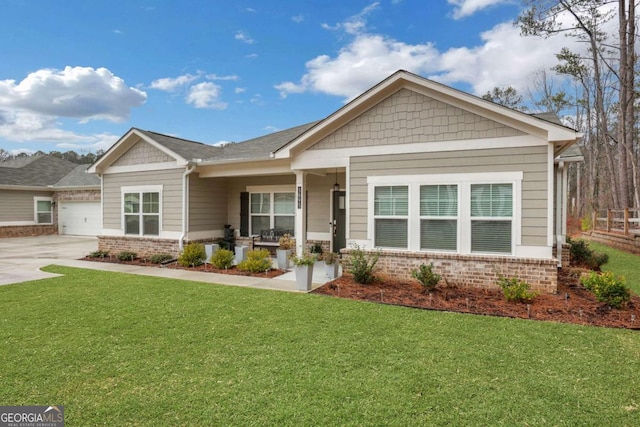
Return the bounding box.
[294,170,307,256]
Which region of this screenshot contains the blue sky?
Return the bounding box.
[0,0,586,154]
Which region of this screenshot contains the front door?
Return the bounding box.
[332,190,346,252]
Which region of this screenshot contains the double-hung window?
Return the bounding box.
[470,183,513,253]
[374,186,408,248]
[123,186,161,236]
[34,197,53,224]
[250,191,295,234]
[420,185,457,251]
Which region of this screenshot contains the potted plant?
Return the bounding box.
[323,252,340,280]
[291,252,317,291]
[277,233,294,270]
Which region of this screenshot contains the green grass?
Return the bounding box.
[588,241,640,294]
[1,266,640,426]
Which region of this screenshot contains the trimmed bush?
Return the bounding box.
[237,249,272,273]
[411,263,441,291]
[149,253,173,264]
[210,248,235,269]
[348,245,379,285]
[178,243,206,267]
[497,275,537,303]
[88,250,110,258]
[567,237,608,270]
[580,271,631,309]
[117,251,137,261]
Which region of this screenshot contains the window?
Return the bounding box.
[471,183,512,253]
[250,191,295,234]
[124,191,160,236]
[35,198,53,224]
[374,186,408,248]
[420,185,457,251]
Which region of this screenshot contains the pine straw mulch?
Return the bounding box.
[81,256,286,279]
[311,268,640,330]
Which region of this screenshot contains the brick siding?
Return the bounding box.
[340,249,558,294]
[0,225,56,238]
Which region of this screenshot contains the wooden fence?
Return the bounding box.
[593,208,640,235]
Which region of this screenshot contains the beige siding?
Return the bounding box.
[310,88,524,150]
[102,168,184,232]
[0,189,53,222]
[112,139,174,166]
[349,146,548,246]
[306,174,345,233]
[226,175,295,228]
[189,175,228,232]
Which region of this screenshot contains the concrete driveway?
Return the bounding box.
[0,235,97,286]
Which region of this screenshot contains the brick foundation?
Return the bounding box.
[552,243,571,268]
[340,249,559,294]
[585,230,640,255]
[0,225,56,238]
[98,236,181,258]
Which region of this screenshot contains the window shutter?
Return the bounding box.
[240,192,249,237]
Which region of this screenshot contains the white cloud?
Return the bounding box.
[234,87,246,94]
[0,66,146,123]
[263,125,280,133]
[235,31,255,44]
[321,2,380,35]
[112,29,123,35]
[186,82,227,109]
[447,0,512,19]
[291,14,304,23]
[206,74,239,81]
[150,73,199,91]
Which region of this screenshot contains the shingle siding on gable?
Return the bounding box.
[309,88,524,150]
[112,140,174,166]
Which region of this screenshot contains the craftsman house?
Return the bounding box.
[88,70,582,293]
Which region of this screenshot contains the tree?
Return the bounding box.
[481,86,527,110]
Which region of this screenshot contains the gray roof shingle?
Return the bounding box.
[136,129,223,161]
[0,155,79,187]
[53,164,100,188]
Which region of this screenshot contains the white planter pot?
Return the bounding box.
[234,245,248,265]
[204,243,220,264]
[276,249,291,270]
[295,264,314,291]
[325,262,339,280]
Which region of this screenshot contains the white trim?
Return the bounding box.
[0,221,37,226]
[121,185,164,237]
[292,135,546,169]
[515,245,553,259]
[547,144,555,247]
[99,228,182,240]
[103,163,183,174]
[345,166,350,241]
[367,171,523,185]
[34,196,53,225]
[122,185,163,193]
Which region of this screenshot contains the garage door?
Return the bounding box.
[58,201,101,236]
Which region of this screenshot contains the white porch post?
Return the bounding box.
[295,170,307,256]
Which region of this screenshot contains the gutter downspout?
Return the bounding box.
[179,163,197,250]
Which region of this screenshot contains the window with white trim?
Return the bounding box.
[34,197,53,224]
[420,185,458,251]
[250,191,295,234]
[124,191,160,236]
[470,183,513,253]
[374,186,408,248]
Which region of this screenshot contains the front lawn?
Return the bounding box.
[588,241,640,294]
[1,266,639,426]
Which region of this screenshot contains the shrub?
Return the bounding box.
[210,248,235,269]
[567,237,608,270]
[237,249,272,273]
[149,253,173,264]
[278,234,295,250]
[309,242,323,255]
[580,271,630,309]
[291,252,317,267]
[411,263,441,291]
[323,252,339,265]
[580,213,593,231]
[117,251,137,261]
[88,250,109,258]
[497,275,537,303]
[178,243,206,267]
[348,244,379,285]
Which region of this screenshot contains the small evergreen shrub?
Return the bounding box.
[237,249,272,273]
[178,243,206,267]
[580,213,593,231]
[149,253,173,264]
[567,237,608,270]
[411,263,441,291]
[117,251,137,261]
[291,252,317,267]
[210,248,235,269]
[497,275,537,303]
[88,250,110,258]
[580,271,631,309]
[348,244,379,285]
[323,252,339,265]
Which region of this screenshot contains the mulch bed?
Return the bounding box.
[81,256,286,279]
[311,268,640,330]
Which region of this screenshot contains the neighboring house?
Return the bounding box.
[0,155,101,238]
[88,70,582,293]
